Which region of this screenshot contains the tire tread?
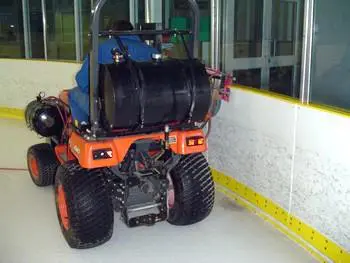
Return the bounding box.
[168,153,215,226]
[55,162,113,249]
[27,143,59,186]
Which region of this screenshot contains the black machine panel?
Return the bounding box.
[99,59,212,130]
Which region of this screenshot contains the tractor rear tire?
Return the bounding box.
[27,143,59,186]
[167,153,215,226]
[54,162,114,249]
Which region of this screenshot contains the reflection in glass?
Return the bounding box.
[271,0,296,56]
[310,0,350,110]
[233,69,261,88]
[29,0,44,58]
[269,66,293,96]
[161,33,190,60]
[169,0,210,63]
[82,0,129,57]
[46,0,75,60]
[234,0,263,58]
[0,0,24,58]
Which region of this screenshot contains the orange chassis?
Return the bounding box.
[55,129,207,169]
[53,61,231,170]
[56,90,208,170]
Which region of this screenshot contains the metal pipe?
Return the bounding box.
[41,0,48,60]
[98,29,190,37]
[74,0,83,62]
[292,0,302,98]
[128,203,160,213]
[300,0,315,104]
[89,0,107,134]
[164,0,171,29]
[210,0,221,69]
[145,0,152,23]
[22,0,32,58]
[129,0,138,26]
[187,0,200,58]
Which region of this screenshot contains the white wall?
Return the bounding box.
[293,106,350,250]
[0,59,80,108]
[209,89,295,210]
[209,88,350,251]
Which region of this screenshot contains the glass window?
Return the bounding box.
[271,0,297,56]
[46,0,76,60]
[0,0,25,58]
[161,33,191,60]
[29,0,44,59]
[233,69,261,89]
[234,0,263,58]
[310,0,350,110]
[223,0,303,98]
[82,0,130,58]
[269,66,294,96]
[138,0,145,25]
[171,0,210,17]
[168,0,210,63]
[81,0,91,57]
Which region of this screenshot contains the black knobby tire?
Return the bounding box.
[27,143,59,186]
[55,162,114,249]
[167,153,215,225]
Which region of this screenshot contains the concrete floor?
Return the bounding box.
[0,119,317,263]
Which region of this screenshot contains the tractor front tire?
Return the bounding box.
[27,143,59,186]
[55,162,114,249]
[167,153,215,226]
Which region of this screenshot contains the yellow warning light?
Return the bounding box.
[188,139,195,146]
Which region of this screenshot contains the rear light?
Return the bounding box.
[93,148,113,160]
[186,136,205,147]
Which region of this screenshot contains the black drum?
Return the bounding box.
[99,59,212,130]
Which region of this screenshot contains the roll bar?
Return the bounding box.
[89,0,200,135]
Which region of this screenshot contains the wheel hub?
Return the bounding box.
[57,184,69,230]
[28,155,39,178]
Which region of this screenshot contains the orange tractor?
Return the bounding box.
[25,0,230,249]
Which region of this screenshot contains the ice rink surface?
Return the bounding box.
[0,119,317,263]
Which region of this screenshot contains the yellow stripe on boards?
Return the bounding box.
[212,169,350,263]
[0,107,24,120]
[215,185,328,263]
